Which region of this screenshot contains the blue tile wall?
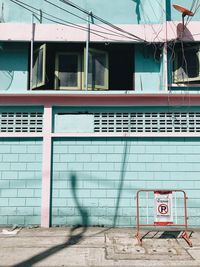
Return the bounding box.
[52,137,200,227]
[0,138,42,226]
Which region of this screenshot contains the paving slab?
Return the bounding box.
[0,227,200,267]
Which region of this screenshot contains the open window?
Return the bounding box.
[31,43,134,91]
[173,44,200,83]
[32,44,46,89]
[83,48,109,90]
[55,52,81,90]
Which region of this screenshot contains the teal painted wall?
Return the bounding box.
[0,0,163,24]
[0,43,28,92]
[0,41,164,93]
[134,45,162,92]
[171,0,200,21]
[0,138,42,226]
[2,0,200,24]
[52,137,200,227]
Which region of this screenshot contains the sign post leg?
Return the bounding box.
[181,231,192,247]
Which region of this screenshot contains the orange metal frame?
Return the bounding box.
[136,189,192,247]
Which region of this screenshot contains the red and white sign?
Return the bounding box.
[154,191,173,225]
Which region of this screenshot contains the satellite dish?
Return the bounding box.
[173,4,194,17]
[173,4,194,35]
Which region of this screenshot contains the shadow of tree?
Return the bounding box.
[12,226,86,267]
[70,173,89,227]
[12,173,89,267]
[113,141,129,226]
[132,0,141,24]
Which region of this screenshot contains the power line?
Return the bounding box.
[10,0,145,42]
[185,0,200,28]
[44,0,143,41]
[59,0,146,42]
[10,0,139,42]
[44,0,143,40]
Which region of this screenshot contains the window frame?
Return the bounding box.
[32,44,46,89]
[83,48,109,90]
[54,52,81,90]
[173,44,200,84]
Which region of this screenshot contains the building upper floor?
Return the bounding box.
[1,0,200,95]
[1,0,200,25]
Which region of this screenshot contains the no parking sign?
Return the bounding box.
[154,191,173,225]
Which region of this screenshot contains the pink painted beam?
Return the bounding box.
[0,23,165,43]
[52,132,200,138]
[1,93,200,106]
[0,133,43,138]
[1,22,200,42]
[41,104,52,228]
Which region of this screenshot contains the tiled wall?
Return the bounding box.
[1,135,200,228]
[0,138,42,226]
[52,137,200,227]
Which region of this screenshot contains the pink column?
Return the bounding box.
[41,104,52,228]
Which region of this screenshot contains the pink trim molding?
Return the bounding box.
[1,93,200,106]
[41,104,52,228]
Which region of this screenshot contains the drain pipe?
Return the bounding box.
[163,0,168,92]
[85,12,92,91]
[30,13,34,90]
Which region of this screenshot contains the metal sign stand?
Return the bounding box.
[136,189,192,247]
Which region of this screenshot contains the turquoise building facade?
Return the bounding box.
[0,0,200,228]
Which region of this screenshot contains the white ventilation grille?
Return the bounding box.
[94,112,200,133]
[0,112,43,133]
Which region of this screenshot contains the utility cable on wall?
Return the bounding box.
[44,0,144,41]
[59,0,146,42]
[10,0,146,42]
[10,0,142,42]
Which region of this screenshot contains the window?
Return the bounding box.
[32,44,46,88]
[55,49,108,90]
[55,52,81,90]
[173,44,200,83]
[31,43,134,91]
[83,48,109,90]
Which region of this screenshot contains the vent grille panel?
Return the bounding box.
[94,112,200,133]
[0,112,43,133]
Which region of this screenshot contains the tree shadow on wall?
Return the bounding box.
[12,173,89,267]
[113,141,129,226]
[70,172,89,228]
[132,0,172,23]
[132,0,141,24]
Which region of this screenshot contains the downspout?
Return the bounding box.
[30,13,34,90]
[85,12,92,91]
[163,0,168,91]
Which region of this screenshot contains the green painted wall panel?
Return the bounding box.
[0,43,29,92]
[3,0,200,25]
[134,45,162,92]
[0,138,42,226]
[0,0,163,24]
[2,0,200,24]
[52,137,200,227]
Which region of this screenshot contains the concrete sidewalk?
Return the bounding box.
[0,227,200,267]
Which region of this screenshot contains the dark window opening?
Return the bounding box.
[30,42,134,91]
[173,43,200,84]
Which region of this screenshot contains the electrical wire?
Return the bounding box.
[153,0,177,37]
[185,0,199,27]
[185,0,200,28]
[44,0,144,41]
[10,0,143,42]
[10,0,196,103]
[10,0,146,42]
[59,0,146,42]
